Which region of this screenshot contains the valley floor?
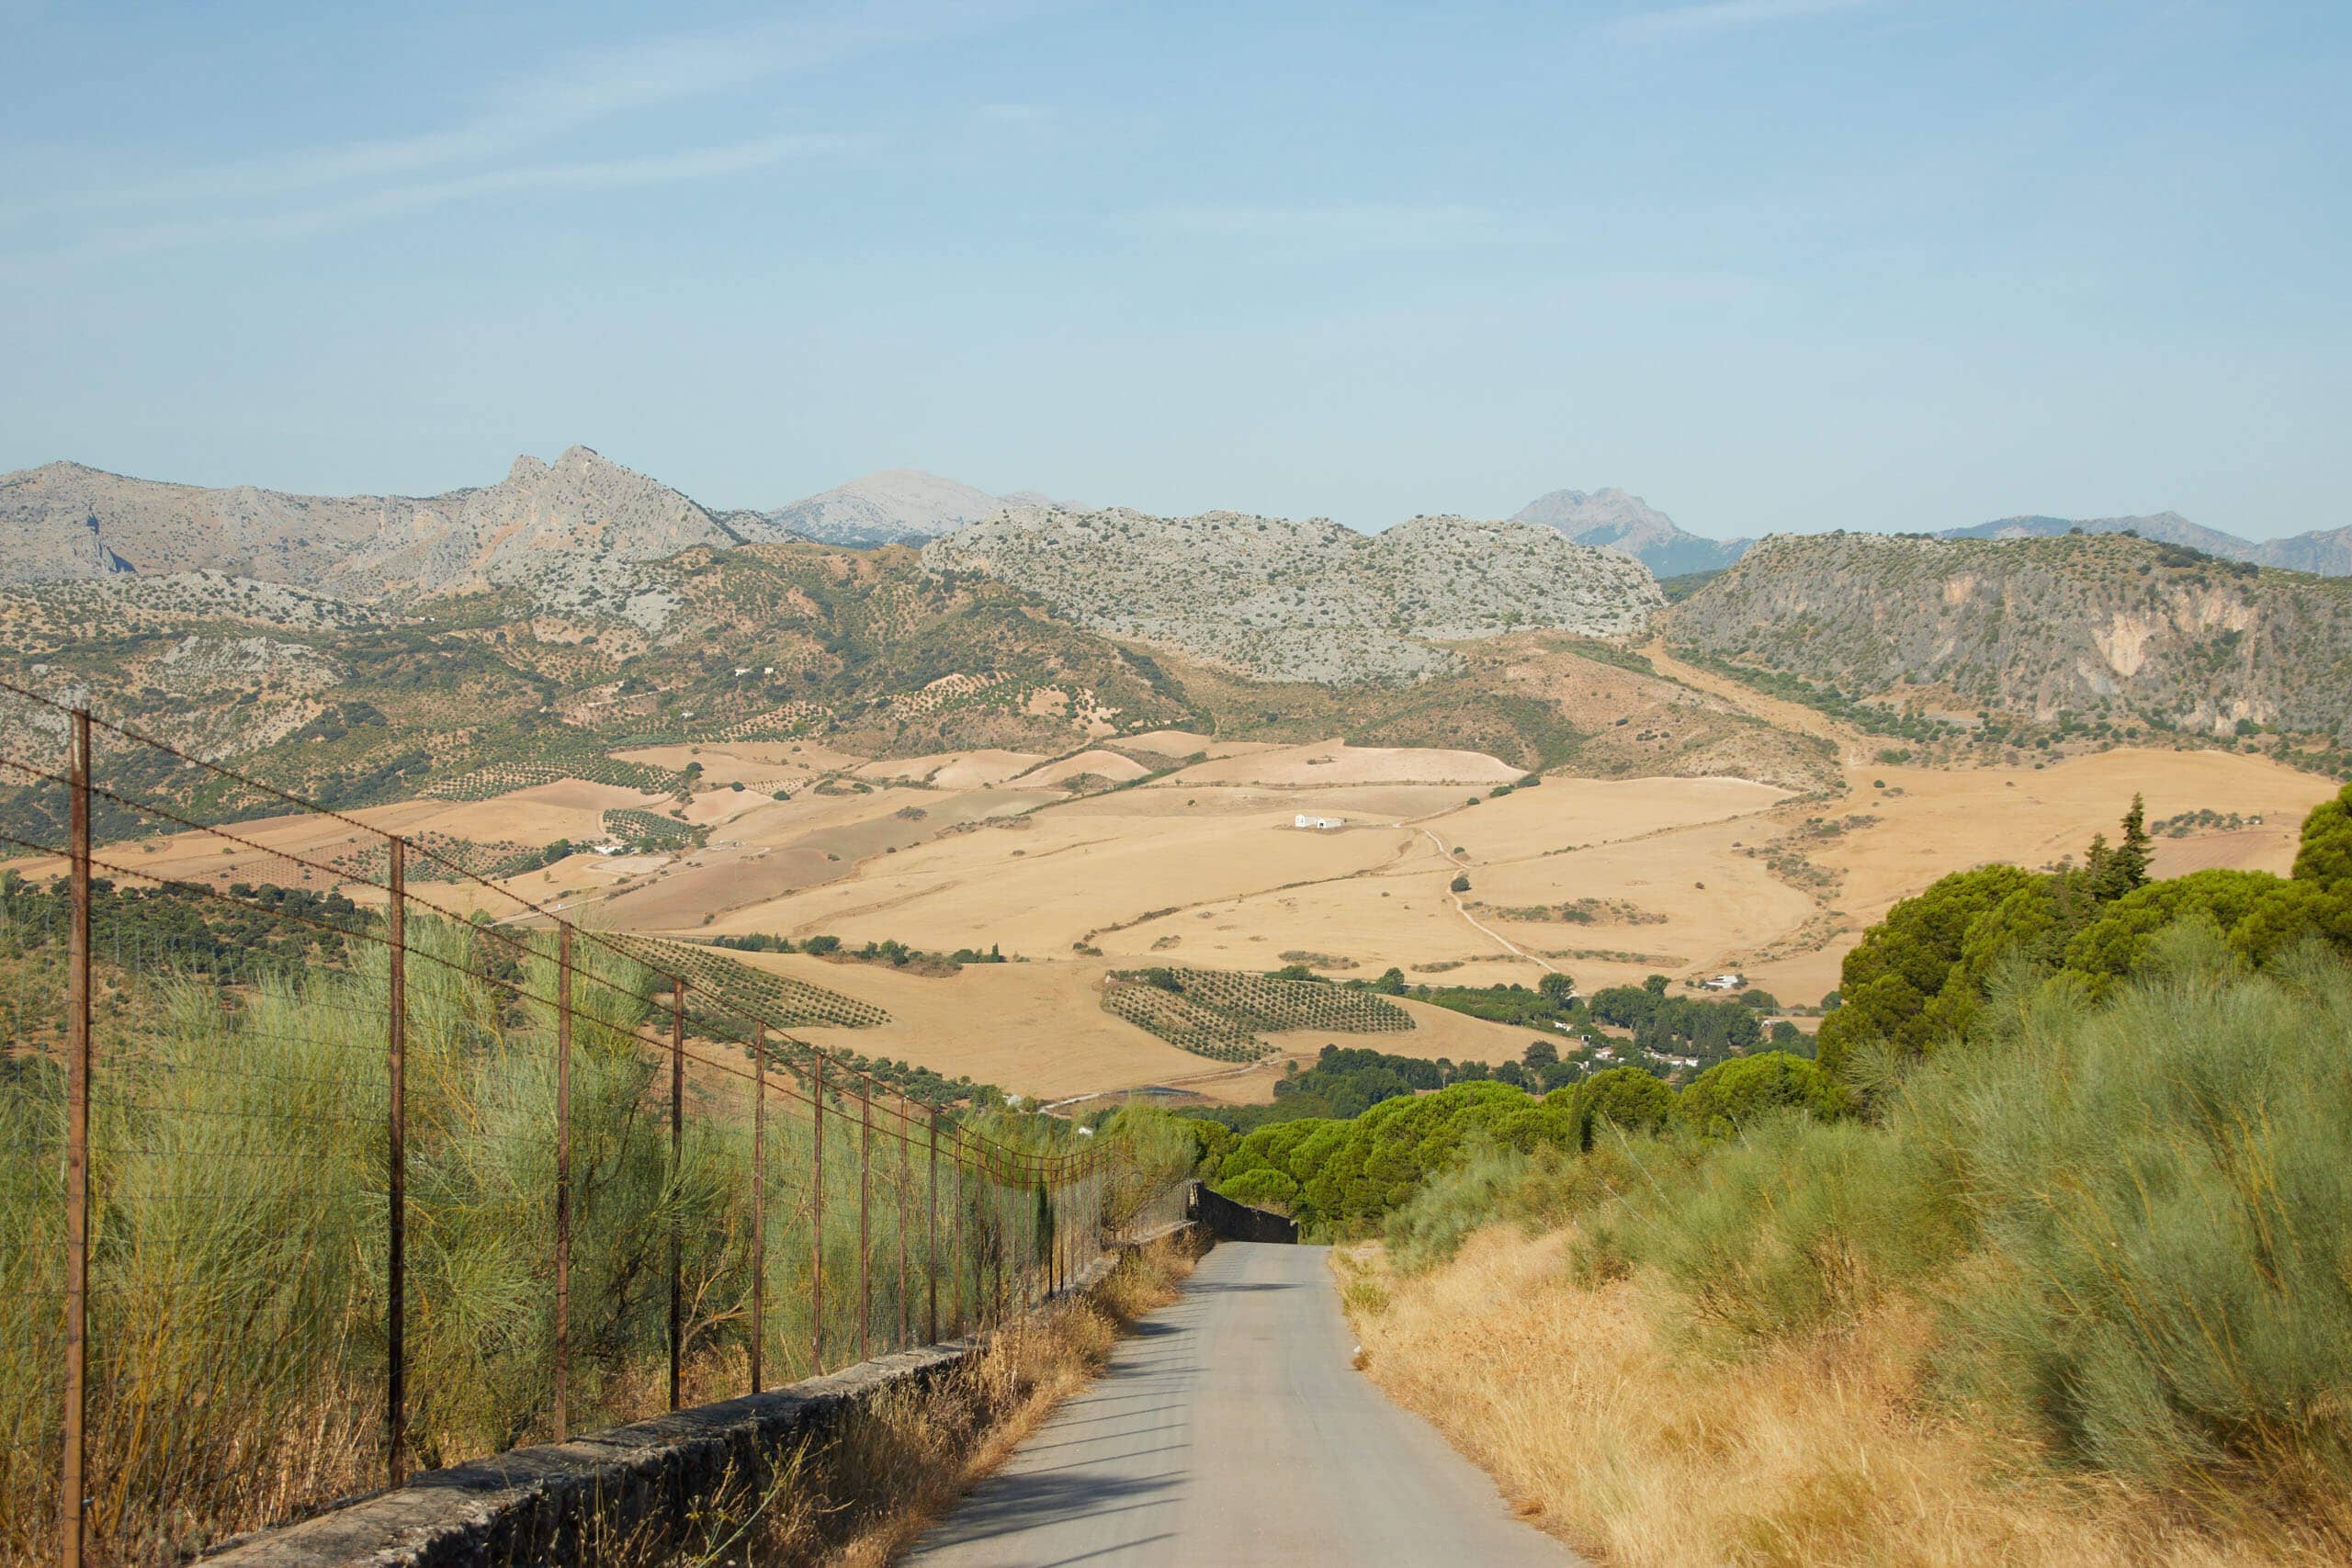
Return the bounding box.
[10,714,2335,1107]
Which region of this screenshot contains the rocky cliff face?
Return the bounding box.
[922,506,1662,683]
[1667,531,2352,742]
[0,446,734,598]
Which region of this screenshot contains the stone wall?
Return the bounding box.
[207,1236,1190,1568]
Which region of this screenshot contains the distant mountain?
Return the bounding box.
[924,507,1661,682]
[1937,512,2350,577]
[1512,488,1751,578]
[0,447,735,598]
[761,468,1057,547]
[1936,511,2251,556]
[1667,530,2352,744]
[2255,525,2352,576]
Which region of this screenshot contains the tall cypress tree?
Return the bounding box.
[2111,793,2154,895]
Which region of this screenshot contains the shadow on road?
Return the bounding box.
[911,1472,1184,1556]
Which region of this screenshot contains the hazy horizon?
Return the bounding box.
[5,0,2346,542]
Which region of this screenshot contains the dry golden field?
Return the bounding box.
[17,715,2335,1103]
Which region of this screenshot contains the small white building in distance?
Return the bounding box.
[1295,813,1345,830]
[1702,972,1747,991]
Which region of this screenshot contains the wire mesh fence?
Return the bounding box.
[0,680,1137,1568]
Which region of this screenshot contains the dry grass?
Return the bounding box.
[1336,1228,2344,1568]
[622,1233,1203,1568]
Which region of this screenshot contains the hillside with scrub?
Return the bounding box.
[1667,530,2352,774]
[1129,782,2352,1563]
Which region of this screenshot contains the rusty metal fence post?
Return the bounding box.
[810,1055,825,1373]
[927,1111,940,1344]
[59,709,91,1568]
[948,1132,963,1337]
[750,1021,765,1395]
[553,923,573,1441]
[668,978,685,1411]
[896,1094,910,1352]
[386,836,408,1487]
[858,1086,872,1365]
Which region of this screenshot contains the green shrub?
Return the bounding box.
[1383,1145,1533,1274]
[1570,1114,1958,1347]
[1903,930,2352,1501]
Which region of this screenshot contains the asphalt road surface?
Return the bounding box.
[902,1241,1574,1567]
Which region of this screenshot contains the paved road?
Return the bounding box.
[902,1241,1573,1567]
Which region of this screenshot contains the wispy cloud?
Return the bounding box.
[52,133,856,261]
[1616,0,1881,43]
[1119,204,1516,251]
[42,0,1029,214]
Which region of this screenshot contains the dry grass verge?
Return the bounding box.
[603,1232,1204,1568]
[1336,1229,2345,1568]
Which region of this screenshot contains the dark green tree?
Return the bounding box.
[1559,1066,1675,1150]
[1675,1052,1851,1140]
[2109,793,2154,897]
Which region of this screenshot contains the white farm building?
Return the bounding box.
[1294,814,1345,830]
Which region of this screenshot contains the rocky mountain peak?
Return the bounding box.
[1512,487,1751,578]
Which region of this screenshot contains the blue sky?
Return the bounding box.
[3,0,2346,539]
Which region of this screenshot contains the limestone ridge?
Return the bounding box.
[0,446,734,597]
[760,468,1066,547]
[922,506,1663,682]
[1665,530,2352,742]
[1513,487,1753,577]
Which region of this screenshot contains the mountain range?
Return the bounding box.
[6,447,2349,807]
[5,449,2345,618]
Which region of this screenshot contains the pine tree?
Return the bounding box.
[2111,793,2154,895]
[2082,832,2114,900]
